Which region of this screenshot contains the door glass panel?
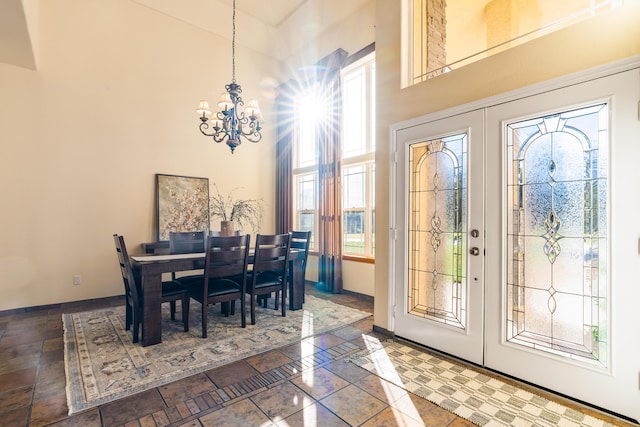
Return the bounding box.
[506,103,608,367]
[408,134,467,329]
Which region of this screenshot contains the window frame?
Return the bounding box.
[340,51,376,260]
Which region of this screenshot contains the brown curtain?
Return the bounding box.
[275,49,347,293]
[275,84,293,235]
[316,49,347,293]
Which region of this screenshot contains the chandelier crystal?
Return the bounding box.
[196,0,262,153]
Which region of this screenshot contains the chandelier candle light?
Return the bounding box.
[196,0,262,153]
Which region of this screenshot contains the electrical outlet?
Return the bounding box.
[73,275,81,285]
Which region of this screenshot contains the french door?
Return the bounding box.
[391,65,640,421]
[393,109,485,365]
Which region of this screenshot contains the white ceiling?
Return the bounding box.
[0,0,372,69]
[132,0,372,61]
[217,0,310,28]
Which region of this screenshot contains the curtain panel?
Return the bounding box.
[275,91,293,235]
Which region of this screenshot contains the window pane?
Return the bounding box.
[342,67,367,158]
[298,212,315,248]
[372,210,375,253]
[297,174,316,210]
[370,62,376,152]
[295,91,320,168]
[343,165,366,208]
[371,163,376,208]
[344,210,365,254]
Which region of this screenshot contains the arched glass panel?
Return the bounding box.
[408,134,467,329]
[506,103,608,367]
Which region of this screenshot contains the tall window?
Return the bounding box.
[341,52,375,258]
[291,51,376,258]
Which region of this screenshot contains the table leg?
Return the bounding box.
[289,258,304,310]
[141,272,162,346]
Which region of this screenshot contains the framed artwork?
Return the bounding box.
[155,174,209,241]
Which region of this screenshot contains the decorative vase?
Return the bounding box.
[220,220,235,237]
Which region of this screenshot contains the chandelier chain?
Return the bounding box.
[232,0,236,83]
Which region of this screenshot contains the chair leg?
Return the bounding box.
[250,294,256,325]
[201,303,208,338]
[258,294,268,308]
[132,305,140,343]
[281,286,286,317]
[274,291,279,310]
[125,301,132,331]
[170,301,176,320]
[230,300,236,315]
[221,301,230,317]
[240,295,246,328]
[181,295,189,332]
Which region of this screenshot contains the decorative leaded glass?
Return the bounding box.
[506,104,608,367]
[408,134,467,329]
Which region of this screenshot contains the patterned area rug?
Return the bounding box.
[63,295,370,414]
[348,341,615,427]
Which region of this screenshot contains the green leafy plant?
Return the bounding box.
[209,183,264,232]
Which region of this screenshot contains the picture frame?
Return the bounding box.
[155,174,210,241]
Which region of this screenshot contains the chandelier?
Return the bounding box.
[196,0,262,153]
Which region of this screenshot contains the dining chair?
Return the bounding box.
[274,230,311,309]
[113,234,190,343]
[169,231,206,280]
[175,234,251,338]
[247,233,291,325]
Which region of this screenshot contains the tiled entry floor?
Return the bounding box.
[0,285,636,426]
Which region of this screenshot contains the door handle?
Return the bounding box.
[469,247,480,256]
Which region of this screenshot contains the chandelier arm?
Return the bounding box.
[199,121,216,137]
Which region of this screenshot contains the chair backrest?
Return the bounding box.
[290,231,311,267]
[210,230,240,237]
[253,233,291,279]
[169,231,206,254]
[204,234,251,281]
[113,234,141,303]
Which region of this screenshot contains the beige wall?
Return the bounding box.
[304,256,375,297]
[0,0,281,311]
[374,0,640,329]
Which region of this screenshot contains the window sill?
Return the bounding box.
[343,255,375,264]
[307,252,375,264]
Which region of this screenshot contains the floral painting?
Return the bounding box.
[156,174,209,241]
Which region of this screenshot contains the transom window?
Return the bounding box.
[406,0,623,86]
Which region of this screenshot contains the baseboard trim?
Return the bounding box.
[0,295,125,316]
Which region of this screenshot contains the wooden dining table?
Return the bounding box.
[130,247,306,347]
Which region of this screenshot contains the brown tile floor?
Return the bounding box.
[0,285,637,427]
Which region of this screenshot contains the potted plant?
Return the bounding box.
[209,183,264,235]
